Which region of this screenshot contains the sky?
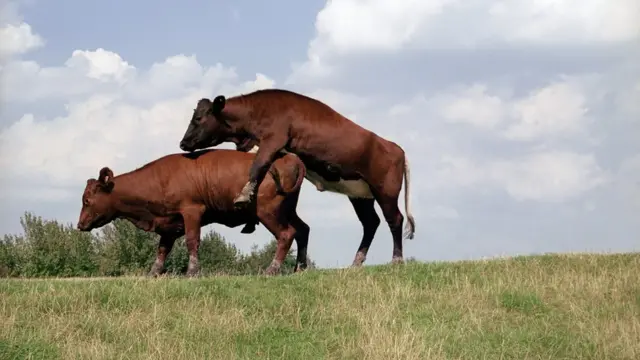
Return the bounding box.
[0,0,639,268]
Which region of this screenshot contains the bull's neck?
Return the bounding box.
[223,101,256,135]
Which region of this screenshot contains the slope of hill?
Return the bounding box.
[1,253,639,359]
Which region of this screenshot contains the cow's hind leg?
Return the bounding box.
[290,213,310,272]
[259,214,297,276]
[148,233,180,277]
[349,197,380,266]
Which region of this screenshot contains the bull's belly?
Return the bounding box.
[247,144,374,199]
[305,169,373,199]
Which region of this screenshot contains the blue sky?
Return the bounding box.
[1,0,639,268]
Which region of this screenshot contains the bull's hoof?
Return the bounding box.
[233,195,251,208]
[351,251,367,267]
[294,262,308,273]
[240,222,257,234]
[391,256,405,265]
[234,183,256,208]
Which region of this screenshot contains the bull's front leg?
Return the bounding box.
[234,135,286,207]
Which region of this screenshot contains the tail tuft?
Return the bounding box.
[402,155,416,240]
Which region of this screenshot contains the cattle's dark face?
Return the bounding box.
[77,167,117,231]
[179,95,229,152]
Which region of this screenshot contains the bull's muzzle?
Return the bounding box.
[180,140,193,152]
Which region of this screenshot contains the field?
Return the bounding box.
[1,253,639,360]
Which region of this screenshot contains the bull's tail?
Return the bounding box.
[402,155,416,240]
[269,154,306,196]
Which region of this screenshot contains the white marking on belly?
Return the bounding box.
[305,169,373,199]
[244,144,373,199]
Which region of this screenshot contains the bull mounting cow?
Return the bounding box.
[76,148,310,276]
[179,88,416,266]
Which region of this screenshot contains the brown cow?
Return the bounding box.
[178,88,416,266]
[76,148,310,277]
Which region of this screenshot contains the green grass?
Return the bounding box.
[1,253,639,359]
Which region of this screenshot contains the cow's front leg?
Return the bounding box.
[181,206,205,277]
[234,135,286,207]
[148,234,179,277]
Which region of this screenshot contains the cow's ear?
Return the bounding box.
[212,95,226,113]
[98,167,115,192]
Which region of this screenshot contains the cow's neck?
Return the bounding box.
[109,175,159,230]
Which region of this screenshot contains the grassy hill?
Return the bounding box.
[1,253,639,360]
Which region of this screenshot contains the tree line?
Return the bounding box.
[0,212,313,278]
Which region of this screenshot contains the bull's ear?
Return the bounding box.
[212,95,226,113]
[98,167,115,192]
[86,178,96,186]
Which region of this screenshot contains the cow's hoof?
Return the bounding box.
[147,263,163,277]
[264,265,280,276]
[186,269,200,278]
[186,261,200,278]
[391,256,405,265]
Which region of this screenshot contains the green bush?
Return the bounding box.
[0,212,315,278]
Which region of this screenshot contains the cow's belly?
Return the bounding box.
[305,169,373,199]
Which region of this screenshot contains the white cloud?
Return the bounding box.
[394,78,591,141]
[0,49,276,199]
[0,22,44,59]
[428,84,507,129]
[291,0,640,82]
[488,151,610,202]
[64,48,135,83]
[430,150,610,202]
[503,80,589,141]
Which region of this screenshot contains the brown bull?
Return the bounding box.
[76,148,310,276]
[179,88,416,266]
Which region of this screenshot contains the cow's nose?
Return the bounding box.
[179,140,188,151]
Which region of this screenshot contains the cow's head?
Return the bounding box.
[77,167,117,231]
[179,95,230,152]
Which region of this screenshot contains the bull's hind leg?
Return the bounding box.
[349,197,381,267]
[148,233,181,277]
[371,158,406,264]
[378,196,405,264]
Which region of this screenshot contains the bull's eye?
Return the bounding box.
[83,199,90,206]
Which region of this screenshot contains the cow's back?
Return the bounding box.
[155,149,254,208]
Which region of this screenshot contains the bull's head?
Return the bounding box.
[77,167,117,231]
[179,95,230,152]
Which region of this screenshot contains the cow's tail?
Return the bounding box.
[270,154,306,196]
[402,155,416,240]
